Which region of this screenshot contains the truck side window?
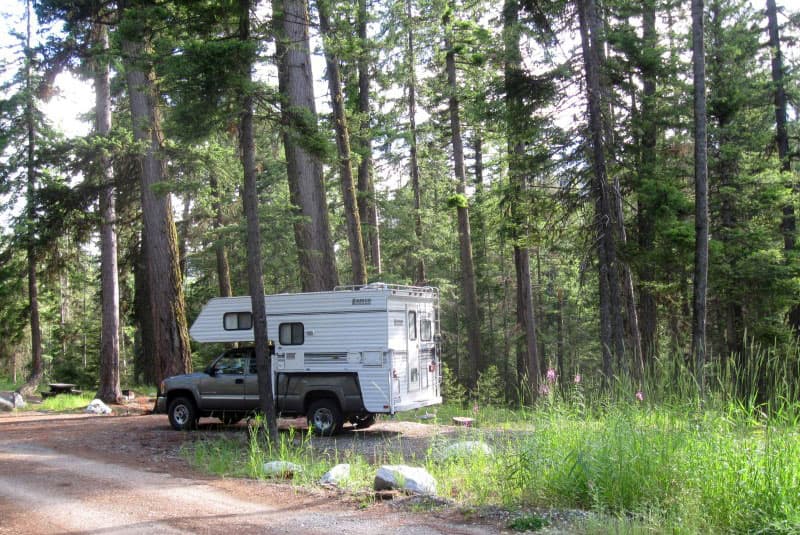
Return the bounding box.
[279,322,304,345]
[420,319,432,341]
[215,355,245,375]
[223,312,252,330]
[408,311,417,341]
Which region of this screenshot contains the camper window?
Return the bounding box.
[223,312,253,331]
[279,322,304,345]
[420,319,432,341]
[408,311,417,340]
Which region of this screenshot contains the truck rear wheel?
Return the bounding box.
[168,396,197,431]
[307,399,343,436]
[351,414,376,429]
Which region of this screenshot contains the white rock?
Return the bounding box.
[320,463,351,486]
[374,465,437,496]
[0,391,25,410]
[85,399,112,415]
[263,461,303,478]
[441,441,493,460]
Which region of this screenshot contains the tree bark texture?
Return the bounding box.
[19,0,43,398]
[356,0,381,275]
[273,0,338,292]
[691,0,709,396]
[445,10,483,385]
[577,0,625,384]
[121,22,192,385]
[318,0,367,286]
[503,0,540,399]
[239,0,278,444]
[210,175,233,297]
[95,22,122,404]
[133,235,156,385]
[407,0,425,285]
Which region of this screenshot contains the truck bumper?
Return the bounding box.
[154,395,167,414]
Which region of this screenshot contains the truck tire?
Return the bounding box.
[307,399,343,436]
[351,413,376,429]
[168,396,197,431]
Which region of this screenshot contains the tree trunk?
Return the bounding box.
[637,0,658,368]
[318,0,367,286]
[767,0,799,333]
[503,0,540,400]
[577,0,624,384]
[444,8,482,386]
[121,9,192,385]
[133,235,155,385]
[273,0,338,292]
[239,0,278,444]
[691,0,709,397]
[356,0,381,275]
[19,0,43,398]
[95,22,122,404]
[210,175,233,297]
[406,0,425,285]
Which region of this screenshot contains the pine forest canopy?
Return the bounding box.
[0,0,798,407]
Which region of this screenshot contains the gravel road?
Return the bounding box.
[0,411,504,534]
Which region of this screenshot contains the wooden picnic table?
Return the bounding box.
[42,383,82,398]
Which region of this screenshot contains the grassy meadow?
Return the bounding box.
[184,370,800,534]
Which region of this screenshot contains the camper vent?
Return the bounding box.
[304,352,348,365]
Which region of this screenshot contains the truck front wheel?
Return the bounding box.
[168,396,197,431]
[307,399,343,436]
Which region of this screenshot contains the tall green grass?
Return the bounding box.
[21,393,95,412]
[181,349,800,533]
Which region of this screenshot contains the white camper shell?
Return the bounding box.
[189,283,443,416]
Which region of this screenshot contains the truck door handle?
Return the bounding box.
[235,378,244,384]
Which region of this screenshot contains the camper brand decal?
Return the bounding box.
[352,298,372,305]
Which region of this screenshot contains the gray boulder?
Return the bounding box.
[320,463,350,486]
[374,465,437,496]
[263,461,303,478]
[85,399,112,415]
[0,391,25,411]
[440,440,493,461]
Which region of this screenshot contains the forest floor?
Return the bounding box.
[0,399,514,534]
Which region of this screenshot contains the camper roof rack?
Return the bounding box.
[334,282,438,295]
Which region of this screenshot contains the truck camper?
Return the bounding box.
[155,283,442,435]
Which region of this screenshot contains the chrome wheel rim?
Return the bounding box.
[173,404,190,425]
[312,408,334,432]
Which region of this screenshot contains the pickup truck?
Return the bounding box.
[154,347,376,435]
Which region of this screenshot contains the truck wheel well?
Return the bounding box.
[304,391,340,413]
[167,389,195,406]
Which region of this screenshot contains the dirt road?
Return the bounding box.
[0,412,503,534]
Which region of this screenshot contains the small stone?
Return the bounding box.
[440,441,493,461]
[320,463,350,486]
[374,465,436,496]
[451,416,475,427]
[85,399,112,415]
[263,461,303,478]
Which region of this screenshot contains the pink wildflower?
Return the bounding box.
[635,391,644,402]
[546,368,557,383]
[574,374,582,384]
